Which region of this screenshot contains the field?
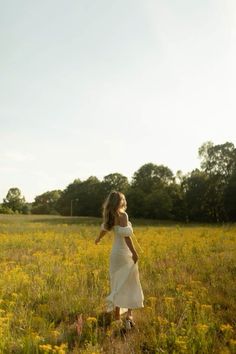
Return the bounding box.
[0,215,236,354]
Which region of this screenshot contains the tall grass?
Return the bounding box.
[0,215,235,353]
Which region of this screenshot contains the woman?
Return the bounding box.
[95,191,144,328]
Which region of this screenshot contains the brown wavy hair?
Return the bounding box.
[102,190,127,231]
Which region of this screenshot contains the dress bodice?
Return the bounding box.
[100,221,133,254]
[113,221,133,235]
[112,221,133,254]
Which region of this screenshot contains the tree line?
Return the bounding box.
[1,141,236,222]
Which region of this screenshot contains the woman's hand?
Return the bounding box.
[132,251,138,263]
[95,236,101,245]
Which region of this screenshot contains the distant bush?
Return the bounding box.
[0,205,14,214]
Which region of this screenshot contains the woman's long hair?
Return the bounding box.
[102,191,127,231]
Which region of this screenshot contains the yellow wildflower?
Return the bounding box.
[201,304,212,312]
[31,331,42,342]
[176,284,186,291]
[39,344,53,352]
[50,330,60,338]
[86,316,97,328]
[110,319,123,330]
[176,336,188,351]
[54,343,68,354]
[164,296,174,304]
[196,323,209,333]
[147,296,157,307]
[145,306,153,314]
[220,324,234,333]
[230,339,236,349]
[157,316,169,326]
[106,329,112,337]
[190,280,201,286]
[184,291,193,298]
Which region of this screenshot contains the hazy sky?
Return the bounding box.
[0,0,235,202]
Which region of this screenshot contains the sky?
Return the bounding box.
[0,0,236,202]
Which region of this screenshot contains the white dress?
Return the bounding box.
[101,221,144,315]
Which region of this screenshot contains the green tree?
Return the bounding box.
[182,169,209,222]
[56,177,104,216]
[167,181,186,221]
[224,166,236,221]
[144,188,173,219]
[198,141,236,221]
[101,173,129,195]
[199,141,236,180]
[73,176,102,216]
[2,188,27,213]
[126,187,146,218]
[56,179,82,216]
[128,163,175,219]
[131,163,174,193]
[32,190,62,215]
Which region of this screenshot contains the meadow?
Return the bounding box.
[0,215,235,354]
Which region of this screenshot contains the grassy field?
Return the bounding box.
[0,215,236,353]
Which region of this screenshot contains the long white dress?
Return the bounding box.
[101,221,144,315]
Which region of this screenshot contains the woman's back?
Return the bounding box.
[112,216,133,255]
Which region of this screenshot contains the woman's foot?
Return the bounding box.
[125,316,136,329]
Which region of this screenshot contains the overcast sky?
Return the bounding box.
[0,0,235,202]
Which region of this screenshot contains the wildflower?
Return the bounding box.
[196,323,209,333]
[164,296,174,304]
[0,316,8,324]
[39,344,53,352]
[230,339,236,349]
[157,316,169,326]
[184,291,193,298]
[110,319,123,330]
[145,306,153,314]
[106,329,112,337]
[50,330,60,338]
[220,324,234,334]
[176,284,186,292]
[190,280,201,286]
[31,331,42,342]
[86,316,97,328]
[176,336,188,351]
[54,343,68,354]
[201,304,212,312]
[199,286,208,293]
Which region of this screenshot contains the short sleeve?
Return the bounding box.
[118,225,133,238]
[100,223,109,231]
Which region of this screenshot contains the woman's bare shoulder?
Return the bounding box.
[116,211,129,226]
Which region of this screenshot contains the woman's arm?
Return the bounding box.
[124,237,138,263]
[95,229,107,244]
[120,212,138,263]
